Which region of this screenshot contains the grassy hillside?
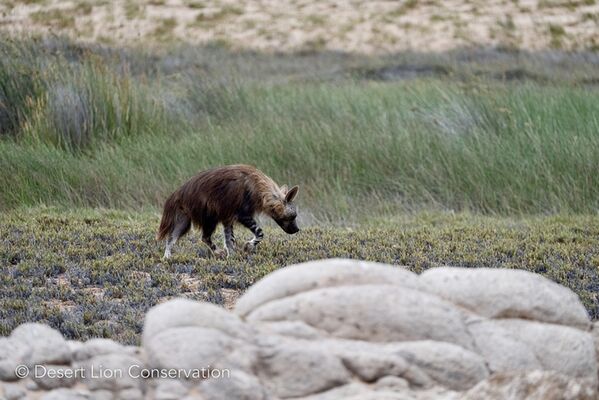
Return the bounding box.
[1,208,598,344]
[2,38,599,221]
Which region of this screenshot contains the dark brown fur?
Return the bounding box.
[157,165,299,257]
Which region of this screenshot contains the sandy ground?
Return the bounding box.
[1,0,599,53]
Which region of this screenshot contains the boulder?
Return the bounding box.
[76,353,143,391]
[0,338,29,381]
[235,259,422,317]
[388,341,489,390]
[492,319,597,384]
[420,267,591,330]
[592,322,599,373]
[10,323,71,366]
[256,340,351,398]
[296,338,434,388]
[32,365,78,390]
[245,285,476,350]
[468,319,542,373]
[199,370,269,400]
[142,298,249,344]
[145,326,235,370]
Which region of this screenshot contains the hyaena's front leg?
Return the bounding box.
[222,223,236,256]
[238,215,264,253]
[201,219,218,255]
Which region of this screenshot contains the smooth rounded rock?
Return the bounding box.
[32,365,78,390]
[299,338,434,388]
[246,284,476,350]
[420,267,591,330]
[257,340,351,398]
[10,323,71,366]
[468,319,541,373]
[389,341,489,390]
[142,299,249,345]
[235,259,422,317]
[591,322,599,368]
[145,326,234,370]
[76,353,143,391]
[0,338,29,381]
[493,319,597,384]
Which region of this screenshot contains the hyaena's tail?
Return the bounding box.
[156,194,178,241]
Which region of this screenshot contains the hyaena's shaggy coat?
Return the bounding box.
[157,164,299,258]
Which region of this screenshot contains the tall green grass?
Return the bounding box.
[1,38,599,220]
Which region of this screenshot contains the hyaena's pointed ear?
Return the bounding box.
[285,185,299,202]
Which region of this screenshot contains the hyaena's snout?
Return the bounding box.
[276,218,300,234]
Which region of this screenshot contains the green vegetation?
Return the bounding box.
[2,37,599,220]
[1,208,598,344]
[2,37,599,342]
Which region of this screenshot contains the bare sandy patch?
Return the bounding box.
[1,0,599,52]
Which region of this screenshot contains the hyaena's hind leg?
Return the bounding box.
[238,215,264,253]
[164,216,191,259]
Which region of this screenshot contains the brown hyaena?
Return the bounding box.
[156,164,299,258]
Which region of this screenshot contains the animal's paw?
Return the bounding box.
[214,248,229,259]
[243,241,257,253]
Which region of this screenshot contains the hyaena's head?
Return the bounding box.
[272,185,300,234]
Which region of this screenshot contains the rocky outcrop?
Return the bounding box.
[0,258,596,399]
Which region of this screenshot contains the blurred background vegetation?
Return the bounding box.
[2,36,599,222]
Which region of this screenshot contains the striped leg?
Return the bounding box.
[238,215,264,252]
[223,223,236,255]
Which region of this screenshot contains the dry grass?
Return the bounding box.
[2,0,599,52]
